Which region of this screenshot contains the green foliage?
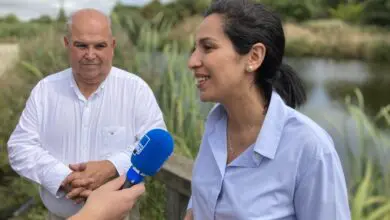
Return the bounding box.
[2,14,20,24]
[0,22,53,42]
[138,177,166,219]
[312,88,390,219]
[112,10,193,54]
[329,2,365,24]
[156,41,212,158]
[256,0,389,25]
[350,159,390,220]
[362,0,390,27]
[347,90,390,219]
[258,0,314,21]
[141,0,164,19]
[57,8,67,23]
[31,15,53,24]
[365,40,390,63]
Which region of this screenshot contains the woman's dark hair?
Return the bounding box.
[204,0,306,109]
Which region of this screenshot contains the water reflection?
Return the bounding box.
[285,57,390,116]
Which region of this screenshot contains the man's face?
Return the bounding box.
[64,17,115,85]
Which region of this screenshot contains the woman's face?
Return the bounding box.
[188,13,252,103]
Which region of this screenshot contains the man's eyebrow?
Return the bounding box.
[73,41,86,45]
[73,41,108,45]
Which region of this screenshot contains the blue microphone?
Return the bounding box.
[122,128,174,188]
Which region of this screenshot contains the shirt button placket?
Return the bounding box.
[81,101,90,158]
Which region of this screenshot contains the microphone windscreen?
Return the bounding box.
[131,128,174,176]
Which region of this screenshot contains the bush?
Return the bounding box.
[0,23,52,41]
[258,0,313,21]
[2,14,20,24]
[329,2,365,24]
[362,0,390,27]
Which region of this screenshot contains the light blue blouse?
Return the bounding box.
[188,91,351,220]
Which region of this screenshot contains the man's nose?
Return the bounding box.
[85,48,97,60]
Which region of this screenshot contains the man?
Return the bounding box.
[7,8,166,220]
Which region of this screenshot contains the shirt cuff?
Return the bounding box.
[107,151,131,176]
[41,162,72,198]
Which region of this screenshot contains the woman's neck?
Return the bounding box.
[222,85,267,132]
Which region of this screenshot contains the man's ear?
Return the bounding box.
[246,43,266,72]
[112,38,116,48]
[64,36,70,47]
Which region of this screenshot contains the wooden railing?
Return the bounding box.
[155,154,193,220]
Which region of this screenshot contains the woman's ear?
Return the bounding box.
[246,43,266,72]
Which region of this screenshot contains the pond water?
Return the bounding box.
[286,57,390,117]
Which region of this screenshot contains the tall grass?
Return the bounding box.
[307,89,390,220]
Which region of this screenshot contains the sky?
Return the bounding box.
[0,0,173,21]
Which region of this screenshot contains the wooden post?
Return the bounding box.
[155,154,193,220]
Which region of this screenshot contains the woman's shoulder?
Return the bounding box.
[282,108,338,159]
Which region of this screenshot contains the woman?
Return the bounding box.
[185,0,351,219]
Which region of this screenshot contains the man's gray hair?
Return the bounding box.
[65,8,113,39]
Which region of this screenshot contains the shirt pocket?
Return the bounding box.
[101,126,127,156]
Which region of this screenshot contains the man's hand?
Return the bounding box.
[68,175,145,220]
[62,160,118,202]
[60,162,91,204]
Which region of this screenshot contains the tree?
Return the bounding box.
[57,0,66,22]
[57,8,67,22]
[32,15,53,24]
[3,14,19,24]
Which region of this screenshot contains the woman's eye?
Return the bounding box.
[203,45,213,51]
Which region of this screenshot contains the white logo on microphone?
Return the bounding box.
[134,134,150,155]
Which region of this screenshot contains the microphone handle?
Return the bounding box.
[121,179,136,189]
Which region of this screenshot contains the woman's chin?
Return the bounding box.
[199,93,217,103]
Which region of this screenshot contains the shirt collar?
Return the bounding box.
[69,67,111,100]
[207,91,288,161]
[253,91,288,159]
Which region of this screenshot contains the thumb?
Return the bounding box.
[121,182,145,200]
[99,175,127,191]
[69,162,87,171]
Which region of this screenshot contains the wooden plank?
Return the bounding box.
[155,154,193,197]
[165,187,189,220]
[153,154,194,219]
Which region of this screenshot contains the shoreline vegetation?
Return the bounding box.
[1,17,389,62]
[168,16,390,62]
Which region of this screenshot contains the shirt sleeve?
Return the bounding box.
[107,79,166,175]
[294,150,351,220]
[7,81,72,198]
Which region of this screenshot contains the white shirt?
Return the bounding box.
[7,67,166,218]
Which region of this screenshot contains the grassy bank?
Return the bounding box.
[285,19,390,62]
[168,16,390,62]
